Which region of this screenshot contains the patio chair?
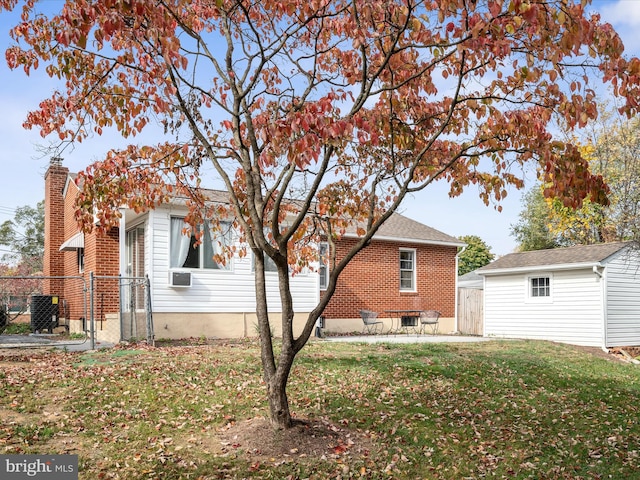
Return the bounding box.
[419,310,440,335]
[360,309,383,334]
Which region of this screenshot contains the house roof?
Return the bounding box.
[458,270,484,288]
[123,182,461,247]
[367,213,464,247]
[171,187,463,247]
[477,241,635,275]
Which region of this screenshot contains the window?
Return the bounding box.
[77,248,84,274]
[170,217,231,270]
[319,242,329,290]
[252,252,278,272]
[530,276,550,297]
[399,249,416,291]
[526,274,552,303]
[251,227,286,273]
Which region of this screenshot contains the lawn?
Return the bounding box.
[1,339,640,479]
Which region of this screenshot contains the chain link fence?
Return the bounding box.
[90,274,154,346]
[0,273,153,349]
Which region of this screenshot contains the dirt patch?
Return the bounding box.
[567,344,622,362]
[567,344,640,363]
[218,416,376,462]
[0,407,31,424]
[609,346,640,362]
[0,350,50,362]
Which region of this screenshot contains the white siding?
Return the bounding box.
[146,207,319,314]
[484,269,604,347]
[604,250,640,346]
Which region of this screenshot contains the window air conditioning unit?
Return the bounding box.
[169,271,192,287]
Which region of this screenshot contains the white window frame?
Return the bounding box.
[319,242,329,290]
[252,252,278,273]
[170,217,232,271]
[77,248,85,274]
[525,273,553,303]
[399,248,417,292]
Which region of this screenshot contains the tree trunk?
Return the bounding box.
[254,250,297,429]
[266,364,294,429]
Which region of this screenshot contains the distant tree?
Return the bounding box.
[458,235,494,276]
[0,262,43,334]
[511,186,560,251]
[573,112,640,242]
[515,110,640,250]
[0,201,44,272]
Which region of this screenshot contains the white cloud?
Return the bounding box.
[594,0,640,27]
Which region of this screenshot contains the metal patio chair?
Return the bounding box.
[419,310,441,335]
[360,309,383,334]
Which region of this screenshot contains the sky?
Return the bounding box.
[0,1,639,257]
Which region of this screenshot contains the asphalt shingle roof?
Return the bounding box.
[373,213,464,246]
[477,241,635,273]
[167,185,462,246]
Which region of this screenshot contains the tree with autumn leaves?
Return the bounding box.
[512,107,640,251]
[3,0,640,429]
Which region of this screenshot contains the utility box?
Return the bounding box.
[31,295,59,333]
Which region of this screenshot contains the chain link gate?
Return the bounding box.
[90,273,154,347]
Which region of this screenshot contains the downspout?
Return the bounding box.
[454,244,467,334]
[119,211,127,276]
[481,273,486,338]
[593,264,608,352]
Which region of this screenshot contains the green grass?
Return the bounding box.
[1,322,31,334]
[1,340,640,479]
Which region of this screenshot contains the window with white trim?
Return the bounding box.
[530,276,550,297]
[526,274,553,303]
[319,242,329,290]
[399,249,416,291]
[253,253,278,272]
[170,217,232,270]
[77,248,84,274]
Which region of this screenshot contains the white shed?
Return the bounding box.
[476,242,640,348]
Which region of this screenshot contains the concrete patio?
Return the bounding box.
[323,334,492,344]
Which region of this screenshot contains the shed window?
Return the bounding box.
[530,276,550,297]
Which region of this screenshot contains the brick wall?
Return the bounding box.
[44,162,121,322]
[321,238,458,318]
[43,160,68,296]
[85,227,121,322]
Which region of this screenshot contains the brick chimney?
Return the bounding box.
[43,157,68,295]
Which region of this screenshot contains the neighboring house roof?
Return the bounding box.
[458,270,484,288]
[477,241,636,275]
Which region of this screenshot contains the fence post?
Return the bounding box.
[89,271,95,350]
[145,275,154,346]
[118,274,124,342]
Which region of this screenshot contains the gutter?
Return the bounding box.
[342,233,465,248]
[598,263,608,351]
[477,261,605,276]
